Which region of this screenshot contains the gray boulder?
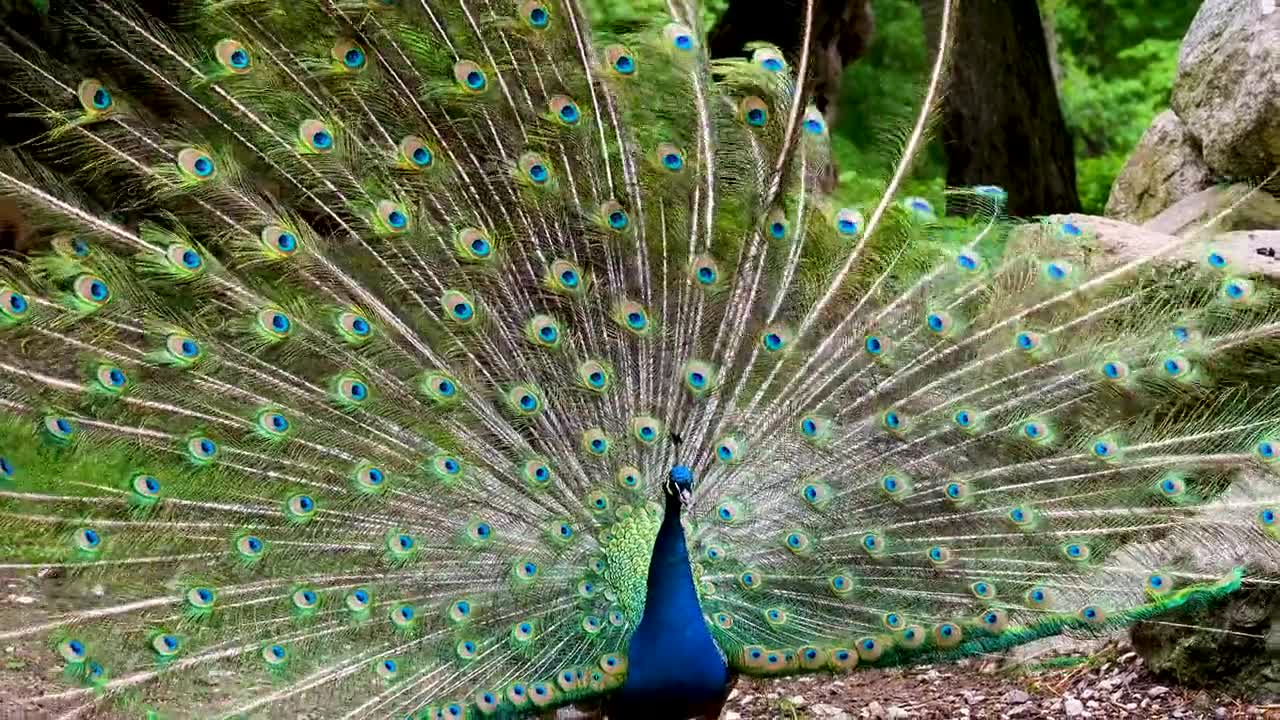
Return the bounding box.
[1171,0,1280,177]
[1105,110,1214,224]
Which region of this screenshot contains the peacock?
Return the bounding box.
[0,0,1276,718]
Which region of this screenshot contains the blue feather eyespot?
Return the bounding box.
[353,462,387,493]
[253,308,292,341]
[864,334,887,356]
[329,39,367,70]
[979,608,1008,633]
[1090,437,1121,460]
[1170,323,1199,344]
[933,622,963,648]
[834,208,863,236]
[766,208,789,239]
[235,534,265,561]
[760,325,790,352]
[715,500,742,524]
[129,473,160,503]
[630,415,662,444]
[261,643,288,666]
[1145,572,1172,595]
[375,658,399,680]
[752,47,786,72]
[799,415,832,444]
[255,409,291,439]
[1257,439,1280,465]
[880,408,907,433]
[547,258,586,294]
[177,147,216,180]
[186,435,219,464]
[951,408,982,432]
[1020,419,1052,444]
[604,45,636,75]
[1206,249,1228,269]
[74,527,101,553]
[464,519,494,546]
[856,636,884,662]
[1060,220,1082,236]
[151,633,182,657]
[1098,359,1130,381]
[714,435,744,465]
[447,598,473,624]
[419,371,459,405]
[345,586,372,613]
[581,428,611,456]
[530,682,555,707]
[614,300,652,335]
[575,577,595,597]
[974,185,1008,203]
[1044,259,1073,282]
[522,458,553,488]
[516,151,552,185]
[1061,542,1091,563]
[740,96,769,128]
[615,465,642,491]
[1007,504,1037,529]
[77,78,114,113]
[44,415,75,442]
[703,542,726,561]
[600,200,629,231]
[1160,354,1191,380]
[830,647,858,670]
[185,586,216,611]
[662,23,696,52]
[476,690,501,714]
[1015,330,1044,352]
[803,107,826,135]
[215,39,252,73]
[161,333,203,368]
[259,224,300,258]
[800,480,832,509]
[284,493,317,523]
[762,607,787,626]
[1259,508,1278,538]
[925,310,954,335]
[291,587,320,612]
[657,143,685,172]
[331,373,371,406]
[861,532,886,556]
[0,456,12,479]
[1078,605,1106,625]
[374,199,410,234]
[456,639,478,660]
[0,288,30,323]
[944,480,970,505]
[386,599,412,622]
[683,360,717,396]
[970,581,997,600]
[511,619,536,642]
[1221,276,1256,303]
[387,532,417,559]
[926,545,952,566]
[59,638,88,664]
[429,453,465,483]
[738,569,762,590]
[549,95,580,125]
[83,661,106,684]
[880,473,913,500]
[396,135,434,171]
[298,119,334,153]
[693,255,721,287]
[72,274,111,309]
[608,608,624,626]
[440,290,478,325]
[506,385,543,416]
[881,612,906,632]
[956,251,982,272]
[586,491,611,515]
[829,572,855,596]
[526,314,562,349]
[783,531,812,555]
[898,625,926,649]
[94,363,129,395]
[520,1,551,28]
[902,196,937,222]
[1155,472,1186,500]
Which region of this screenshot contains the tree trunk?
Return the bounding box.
[708,0,875,191]
[921,0,1082,216]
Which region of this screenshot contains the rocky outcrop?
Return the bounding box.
[1106,0,1279,224]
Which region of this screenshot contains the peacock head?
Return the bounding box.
[665,465,694,506]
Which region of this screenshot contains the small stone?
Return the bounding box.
[1087,700,1100,709]
[738,694,754,705]
[866,700,885,719]
[766,692,779,701]
[788,695,807,707]
[724,712,741,720]
[12,595,35,605]
[1006,707,1030,719]
[1215,708,1228,719]
[1147,686,1170,698]
[4,646,13,653]
[810,704,850,720]
[1002,690,1031,704]
[1064,698,1085,717]
[885,706,909,720]
[727,689,739,702]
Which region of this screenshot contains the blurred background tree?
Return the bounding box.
[583,0,1200,217]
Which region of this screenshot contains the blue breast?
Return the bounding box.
[615,493,729,716]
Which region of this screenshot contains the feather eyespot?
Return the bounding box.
[177,148,216,180]
[332,40,367,70]
[663,23,696,52]
[336,310,373,343]
[803,107,826,135]
[657,144,685,172]
[549,95,580,125]
[520,1,551,28]
[235,534,265,560]
[215,39,252,73]
[186,586,215,610]
[77,79,114,114]
[0,288,29,323]
[440,290,478,325]
[186,436,218,464]
[752,47,786,72]
[72,274,111,309]
[601,200,629,231]
[94,363,128,394]
[616,466,641,490]
[604,45,637,76]
[581,428,611,456]
[453,60,487,92]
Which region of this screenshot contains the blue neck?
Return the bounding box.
[616,492,729,715]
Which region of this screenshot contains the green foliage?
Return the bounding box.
[1047,0,1200,213]
[584,0,728,30]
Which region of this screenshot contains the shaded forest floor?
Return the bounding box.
[725,643,1277,720]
